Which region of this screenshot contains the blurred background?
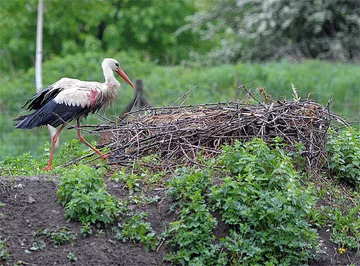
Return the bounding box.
[0,0,359,159]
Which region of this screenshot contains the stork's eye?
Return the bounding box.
[115,63,120,67]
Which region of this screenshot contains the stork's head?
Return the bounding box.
[102,58,136,90]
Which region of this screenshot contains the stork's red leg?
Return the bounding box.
[43,124,66,171]
[76,119,108,159]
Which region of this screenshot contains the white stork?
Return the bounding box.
[15,58,136,171]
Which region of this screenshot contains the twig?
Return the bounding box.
[172,86,197,105]
[240,85,267,108]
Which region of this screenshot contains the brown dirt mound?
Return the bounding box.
[0,176,170,266]
[0,176,358,265]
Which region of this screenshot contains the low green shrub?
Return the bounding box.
[117,212,159,252]
[50,227,77,245]
[164,138,319,265]
[326,128,360,188]
[165,192,226,266]
[212,139,318,265]
[325,206,360,251]
[57,165,120,226]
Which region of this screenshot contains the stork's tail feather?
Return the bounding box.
[15,113,44,129]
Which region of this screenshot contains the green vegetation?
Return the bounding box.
[114,212,159,252]
[0,0,199,72]
[67,252,77,262]
[1,1,358,264]
[57,164,160,252]
[50,227,77,246]
[165,139,318,265]
[57,165,120,226]
[326,128,360,188]
[1,128,359,264]
[1,0,357,73]
[183,0,359,64]
[0,237,9,261]
[326,206,360,251]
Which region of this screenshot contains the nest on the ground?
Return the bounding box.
[83,96,347,171]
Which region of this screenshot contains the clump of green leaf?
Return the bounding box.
[67,252,77,262]
[164,138,319,265]
[0,139,96,176]
[326,128,360,188]
[110,155,168,195]
[324,206,360,251]
[50,227,77,245]
[0,152,45,176]
[29,239,46,251]
[167,168,212,203]
[165,192,227,265]
[115,212,159,252]
[113,212,158,252]
[57,165,120,227]
[213,139,318,265]
[0,237,9,261]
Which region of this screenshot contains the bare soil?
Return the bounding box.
[0,176,171,266]
[0,175,358,266]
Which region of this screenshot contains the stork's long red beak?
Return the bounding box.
[117,69,136,90]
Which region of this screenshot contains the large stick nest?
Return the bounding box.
[84,96,345,171]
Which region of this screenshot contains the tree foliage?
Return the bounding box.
[180,0,360,64]
[0,0,198,73]
[1,0,358,73]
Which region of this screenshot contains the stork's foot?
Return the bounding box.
[100,153,113,160]
[43,166,52,171]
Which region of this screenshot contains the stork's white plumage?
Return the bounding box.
[15,58,136,171]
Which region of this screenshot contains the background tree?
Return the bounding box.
[179,0,360,65]
[0,0,199,73]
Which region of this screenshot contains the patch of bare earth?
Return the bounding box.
[0,176,170,266]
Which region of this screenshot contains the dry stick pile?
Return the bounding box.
[85,96,345,171]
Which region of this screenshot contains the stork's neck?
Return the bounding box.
[103,66,120,89]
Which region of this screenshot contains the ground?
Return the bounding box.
[0,176,171,266]
[0,175,358,266]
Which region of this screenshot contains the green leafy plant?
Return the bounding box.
[0,152,46,176]
[164,138,319,265]
[166,168,212,203]
[324,206,360,251]
[326,128,360,187]
[111,156,167,194]
[165,192,226,266]
[118,212,159,252]
[29,239,46,251]
[111,171,143,195]
[80,222,93,237]
[0,237,9,261]
[211,139,318,265]
[50,227,77,245]
[57,165,120,226]
[67,252,77,262]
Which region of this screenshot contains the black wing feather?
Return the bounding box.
[15,100,91,129]
[22,84,62,111]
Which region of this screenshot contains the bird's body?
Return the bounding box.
[15,78,118,129]
[15,58,136,170]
